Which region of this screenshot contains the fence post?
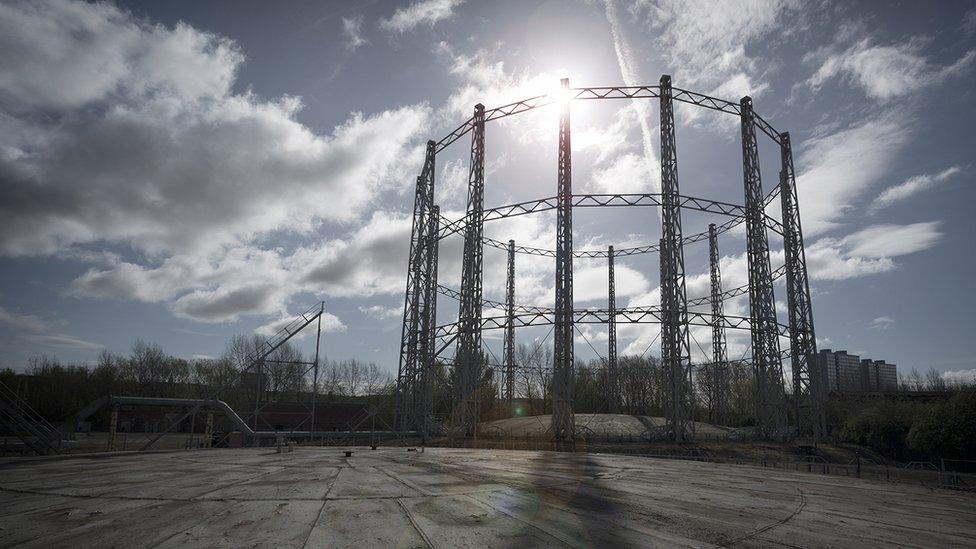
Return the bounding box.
[856,453,861,479]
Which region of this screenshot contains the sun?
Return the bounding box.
[548,78,573,105]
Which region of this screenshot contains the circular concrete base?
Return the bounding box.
[1,447,973,547]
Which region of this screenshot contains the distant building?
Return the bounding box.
[819,349,862,392]
[860,359,898,392]
[816,349,898,393]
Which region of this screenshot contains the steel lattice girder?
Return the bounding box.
[740,96,788,437]
[434,85,783,154]
[607,246,618,413]
[780,133,825,440]
[433,307,791,338]
[659,76,694,442]
[395,141,437,433]
[504,240,516,404]
[455,207,780,259]
[435,263,788,318]
[401,76,819,444]
[709,223,731,426]
[551,78,575,442]
[453,104,486,437]
[437,193,784,242]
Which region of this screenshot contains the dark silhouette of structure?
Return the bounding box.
[397,76,823,442]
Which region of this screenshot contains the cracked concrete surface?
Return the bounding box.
[1,447,973,548]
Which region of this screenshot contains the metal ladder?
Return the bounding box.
[0,379,65,454]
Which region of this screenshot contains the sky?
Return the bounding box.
[0,0,974,383]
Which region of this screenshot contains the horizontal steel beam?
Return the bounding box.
[438,194,783,258]
[434,85,782,153]
[433,307,789,338]
[436,263,787,314]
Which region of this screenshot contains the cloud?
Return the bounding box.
[0,302,102,353]
[602,0,660,196]
[254,309,346,338]
[0,1,432,326]
[298,211,419,298]
[803,222,941,281]
[869,316,895,331]
[0,306,54,334]
[573,263,651,304]
[837,222,942,259]
[24,334,103,350]
[359,305,402,320]
[0,0,241,111]
[803,240,894,281]
[586,152,653,194]
[806,36,976,101]
[965,7,976,37]
[869,166,962,213]
[0,1,431,257]
[171,284,280,324]
[631,0,795,98]
[942,369,976,384]
[341,15,368,51]
[380,0,464,33]
[795,113,910,235]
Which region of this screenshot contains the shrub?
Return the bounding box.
[837,400,916,459]
[907,388,976,460]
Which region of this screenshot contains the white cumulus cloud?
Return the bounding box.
[869,166,963,213]
[380,0,464,33]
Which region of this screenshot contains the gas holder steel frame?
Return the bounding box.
[396,75,823,443]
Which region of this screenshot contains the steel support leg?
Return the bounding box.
[455,105,486,437]
[504,239,516,409]
[552,78,575,442]
[740,96,787,438]
[396,140,437,432]
[780,133,824,441]
[708,224,730,425]
[607,246,618,413]
[420,206,440,441]
[659,75,694,442]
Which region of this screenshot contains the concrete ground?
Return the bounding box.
[0,447,973,548]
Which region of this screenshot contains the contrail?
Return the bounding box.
[603,0,661,203]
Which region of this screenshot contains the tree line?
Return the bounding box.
[0,336,394,426]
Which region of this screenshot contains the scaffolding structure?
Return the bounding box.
[396,76,824,442]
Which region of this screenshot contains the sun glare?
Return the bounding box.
[549,80,572,105]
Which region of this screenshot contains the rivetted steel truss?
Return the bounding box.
[397,77,824,442]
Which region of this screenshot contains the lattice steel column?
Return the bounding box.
[396,140,437,432]
[740,97,787,438]
[659,75,694,442]
[607,246,619,413]
[552,78,575,441]
[419,205,440,440]
[504,239,516,407]
[455,104,486,437]
[708,223,730,425]
[780,132,824,440]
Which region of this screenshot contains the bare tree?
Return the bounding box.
[925,367,947,392]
